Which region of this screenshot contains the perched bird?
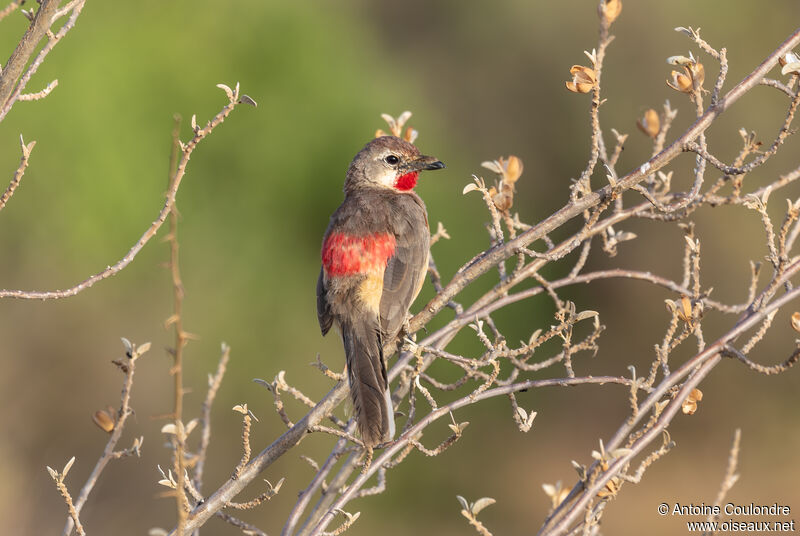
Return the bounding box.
[317,136,445,447]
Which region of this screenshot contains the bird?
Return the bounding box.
[316,136,445,447]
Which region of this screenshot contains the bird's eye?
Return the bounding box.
[385,155,400,165]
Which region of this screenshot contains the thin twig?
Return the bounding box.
[0,135,35,212]
[704,429,741,530]
[194,343,231,492]
[163,114,193,535]
[62,340,149,536]
[0,0,85,122]
[1,83,247,299]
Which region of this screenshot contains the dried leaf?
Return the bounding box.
[637,108,660,138]
[597,0,622,24]
[666,55,693,66]
[610,448,633,459]
[528,329,542,346]
[121,337,133,356]
[504,155,523,183]
[481,161,503,174]
[161,423,178,435]
[682,388,703,415]
[269,477,286,493]
[238,94,258,107]
[93,410,115,433]
[573,310,599,322]
[380,113,396,130]
[492,191,512,211]
[471,497,496,515]
[184,418,199,436]
[397,110,412,126]
[566,65,597,93]
[791,312,800,333]
[462,183,479,195]
[781,62,800,76]
[680,296,692,320]
[62,456,76,477]
[216,83,234,100]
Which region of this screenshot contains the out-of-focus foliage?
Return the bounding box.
[0,1,798,535]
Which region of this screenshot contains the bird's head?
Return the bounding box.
[345,136,445,193]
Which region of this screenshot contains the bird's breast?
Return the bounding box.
[322,232,396,277]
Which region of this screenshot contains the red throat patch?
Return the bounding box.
[322,232,396,276]
[394,171,419,191]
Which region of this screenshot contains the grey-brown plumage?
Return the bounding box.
[317,136,444,447]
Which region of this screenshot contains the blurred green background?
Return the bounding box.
[1,1,799,534]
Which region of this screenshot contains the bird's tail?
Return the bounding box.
[340,318,395,447]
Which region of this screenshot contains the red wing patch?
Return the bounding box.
[322,232,396,276]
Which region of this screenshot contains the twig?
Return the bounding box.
[62,339,149,536]
[0,83,248,299]
[232,407,255,479]
[168,27,800,536]
[721,344,800,376]
[541,278,800,535]
[0,134,35,212]
[225,477,283,510]
[414,27,800,333]
[215,512,267,536]
[17,78,58,101]
[0,0,85,122]
[283,433,354,536]
[48,458,85,536]
[162,114,193,535]
[0,0,61,112]
[194,343,231,492]
[704,429,741,530]
[0,0,24,22]
[309,376,631,535]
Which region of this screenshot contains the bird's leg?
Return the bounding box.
[402,313,416,341]
[402,312,427,340]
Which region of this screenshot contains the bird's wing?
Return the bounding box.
[379,220,429,340]
[316,267,333,335]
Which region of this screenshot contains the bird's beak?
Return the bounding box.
[408,155,446,172]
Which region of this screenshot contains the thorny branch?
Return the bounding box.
[0,0,85,122]
[169,21,800,536]
[0,82,253,299]
[0,134,35,212]
[60,339,149,536]
[164,114,191,535]
[165,22,800,534]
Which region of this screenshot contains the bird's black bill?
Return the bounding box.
[423,160,446,170]
[407,155,445,172]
